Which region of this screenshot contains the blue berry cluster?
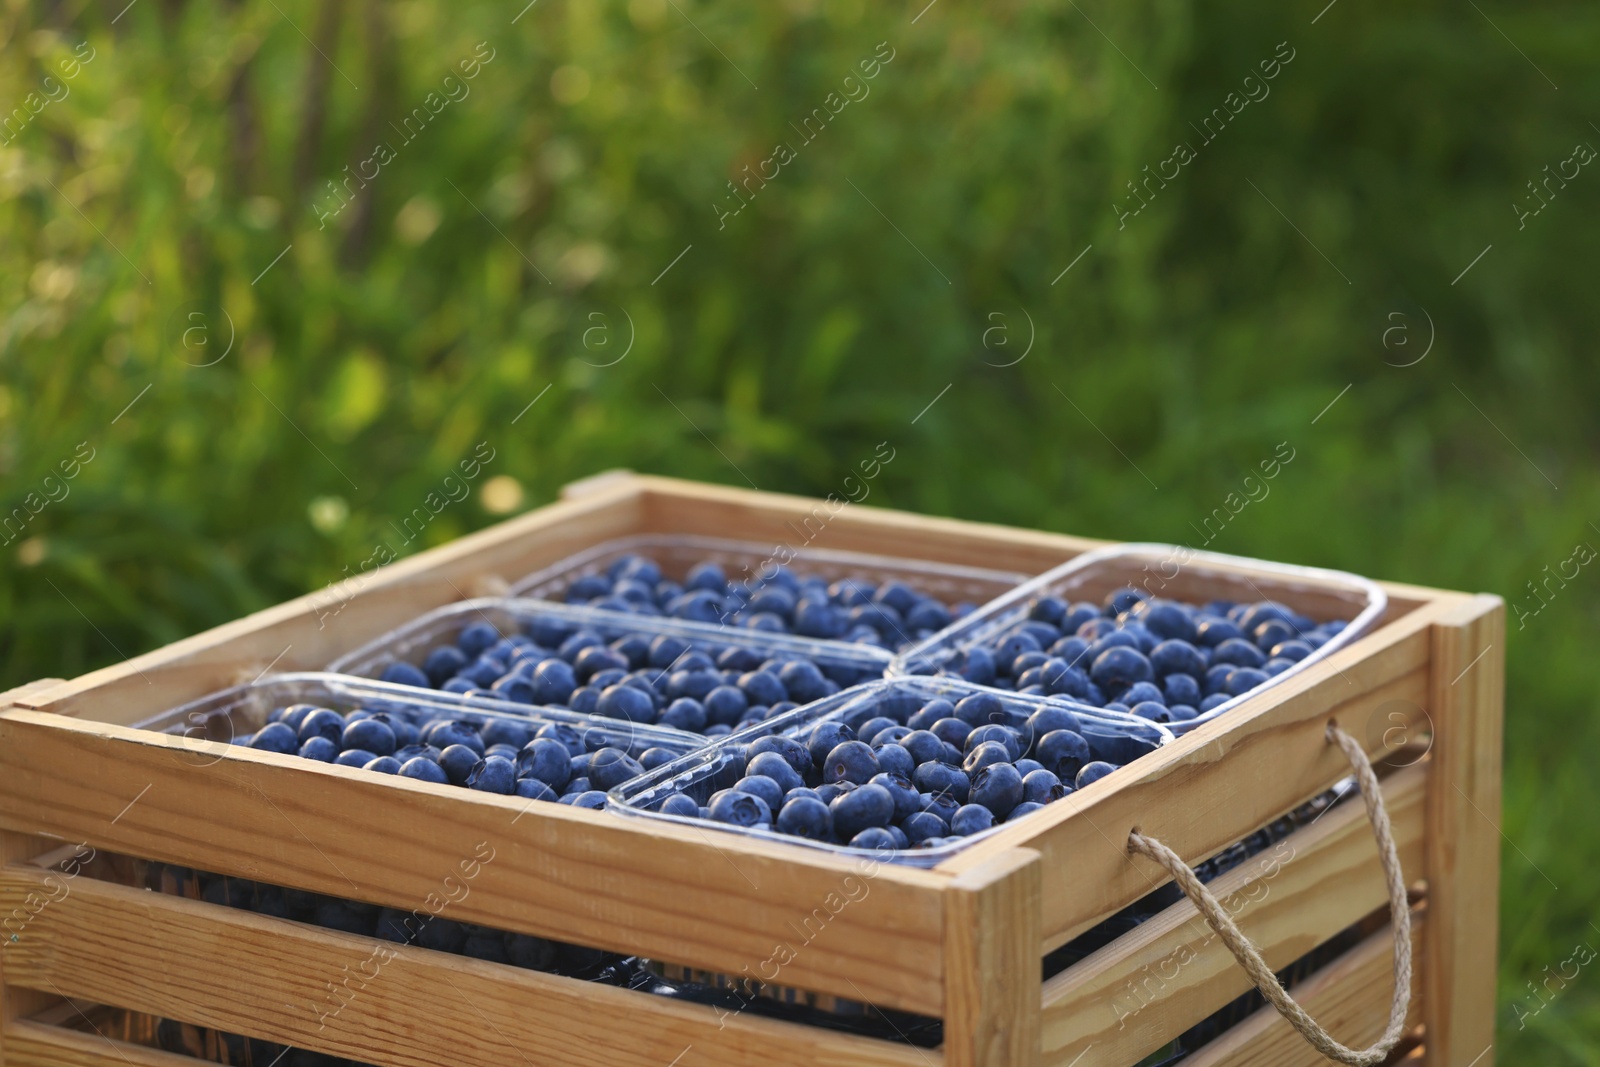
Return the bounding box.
[643,687,1149,852]
[376,618,879,735]
[554,552,975,651]
[922,587,1346,725]
[242,702,685,806]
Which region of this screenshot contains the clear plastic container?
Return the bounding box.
[890,543,1388,736]
[133,672,702,762]
[510,533,1031,652]
[608,677,1174,868]
[325,598,893,737]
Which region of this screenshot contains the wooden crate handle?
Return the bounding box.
[1126,723,1413,1066]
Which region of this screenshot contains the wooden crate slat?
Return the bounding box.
[3,1021,205,1067]
[939,601,1442,952]
[1181,916,1426,1067]
[941,850,1041,1067]
[0,869,937,1067]
[1038,762,1428,1067]
[0,713,946,1015]
[1423,595,1504,1067]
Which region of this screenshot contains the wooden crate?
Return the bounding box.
[0,473,1503,1067]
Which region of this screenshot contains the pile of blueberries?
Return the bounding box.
[642,686,1152,851]
[242,701,687,807]
[921,587,1347,725]
[550,552,977,651]
[376,617,880,736]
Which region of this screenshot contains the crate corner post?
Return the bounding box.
[1424,593,1505,1067]
[942,846,1043,1067]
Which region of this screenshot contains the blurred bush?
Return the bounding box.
[1,0,1597,1055]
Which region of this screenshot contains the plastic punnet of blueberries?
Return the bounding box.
[240,699,690,808]
[918,586,1349,726]
[372,612,883,737]
[620,681,1170,858]
[550,551,978,652]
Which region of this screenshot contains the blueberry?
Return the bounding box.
[702,686,749,727]
[1196,618,1244,647]
[422,646,469,685]
[1263,657,1294,676]
[815,782,855,805]
[364,755,402,774]
[335,748,376,767]
[950,695,1002,730]
[1212,638,1267,670]
[846,826,896,852]
[1169,704,1199,721]
[297,708,345,744]
[869,772,921,822]
[537,722,585,757]
[660,793,701,817]
[1138,601,1198,642]
[515,778,559,802]
[969,763,1024,818]
[399,757,449,784]
[381,661,431,688]
[298,736,339,762]
[1023,706,1082,747]
[822,741,879,785]
[962,741,1012,777]
[831,783,895,839]
[1164,673,1203,707]
[930,717,972,749]
[529,659,578,704]
[746,751,805,793]
[913,761,970,803]
[596,684,656,724]
[685,561,727,593]
[467,756,517,794]
[709,790,771,827]
[736,670,786,707]
[949,804,995,836]
[919,790,960,825]
[901,730,946,766]
[901,810,947,843]
[438,744,482,785]
[907,699,954,731]
[516,739,573,790]
[966,724,1022,760]
[1104,586,1148,615]
[1076,761,1117,788]
[1035,730,1090,780]
[956,646,997,685]
[747,735,812,779]
[653,697,705,732]
[1203,663,1235,694]
[458,622,501,657]
[1131,701,1171,722]
[589,748,646,790]
[1224,667,1271,696]
[427,720,486,755]
[1090,646,1155,692]
[1199,693,1232,713]
[249,722,299,754]
[1271,639,1314,662]
[776,796,833,839]
[873,743,917,779]
[806,722,856,767]
[1027,595,1068,625]
[638,747,679,771]
[734,774,786,812]
[1008,801,1046,822]
[1021,768,1067,803]
[570,790,609,810]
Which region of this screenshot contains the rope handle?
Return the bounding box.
[1126,723,1413,1066]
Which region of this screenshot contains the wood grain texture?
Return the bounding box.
[1423,595,1504,1067]
[0,712,946,1015]
[0,872,934,1067]
[1181,916,1425,1067]
[1039,763,1427,1067]
[939,600,1446,952]
[2,832,64,1067]
[942,850,1041,1067]
[3,1021,206,1067]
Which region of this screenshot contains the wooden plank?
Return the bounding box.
[1039,763,1427,1067]
[942,850,1041,1067]
[12,479,647,724]
[1182,916,1425,1067]
[0,713,946,1015]
[2,832,64,1067]
[1423,595,1504,1067]
[940,600,1445,951]
[0,870,931,1067]
[4,1021,205,1067]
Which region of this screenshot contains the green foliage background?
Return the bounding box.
[2,0,1596,1055]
